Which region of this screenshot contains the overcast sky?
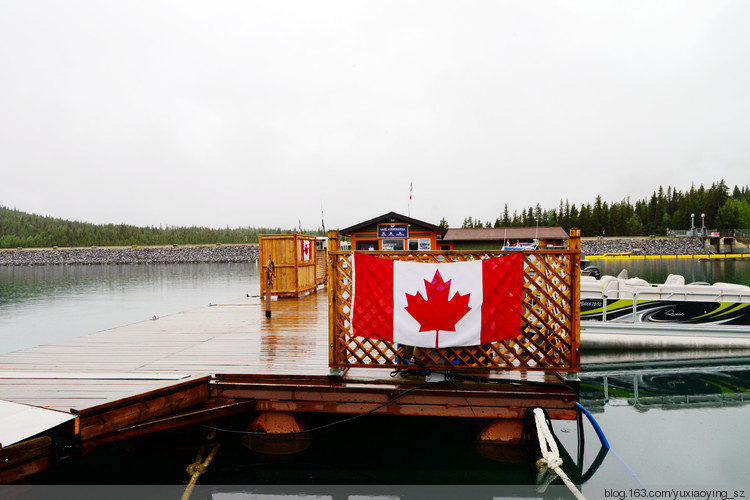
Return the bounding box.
[1,1,748,231]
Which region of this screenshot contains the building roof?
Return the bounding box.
[339,212,447,236]
[442,227,569,242]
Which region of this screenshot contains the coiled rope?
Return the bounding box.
[532,408,586,500]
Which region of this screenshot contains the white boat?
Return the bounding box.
[502,239,538,251]
[579,270,750,349]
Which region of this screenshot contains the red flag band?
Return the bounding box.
[351,252,524,348]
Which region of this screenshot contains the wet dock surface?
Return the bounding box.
[0,292,329,412]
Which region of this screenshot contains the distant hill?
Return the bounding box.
[0,206,315,248]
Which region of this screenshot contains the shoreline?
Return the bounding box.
[0,238,731,266]
[0,244,259,266]
[581,237,707,256]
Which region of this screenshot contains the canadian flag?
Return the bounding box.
[351,252,524,348]
[301,239,312,261]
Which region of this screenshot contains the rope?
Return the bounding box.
[532,408,586,500]
[181,441,221,500]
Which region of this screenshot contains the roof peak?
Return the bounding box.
[339,212,446,235]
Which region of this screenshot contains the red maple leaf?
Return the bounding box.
[404,270,472,348]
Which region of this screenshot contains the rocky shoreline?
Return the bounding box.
[581,237,707,256]
[0,238,713,266]
[0,244,259,266]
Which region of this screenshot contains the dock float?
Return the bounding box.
[0,237,582,484]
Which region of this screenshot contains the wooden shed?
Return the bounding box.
[259,234,318,298]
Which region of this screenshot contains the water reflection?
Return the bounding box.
[588,257,750,286]
[580,357,750,411]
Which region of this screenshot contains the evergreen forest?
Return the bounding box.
[2,180,750,248]
[457,180,750,237]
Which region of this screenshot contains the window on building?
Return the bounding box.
[356,240,378,251]
[382,239,405,251]
[408,238,431,251]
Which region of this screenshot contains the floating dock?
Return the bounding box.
[1,232,586,483]
[0,290,578,484]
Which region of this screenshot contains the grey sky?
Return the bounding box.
[1,1,748,231]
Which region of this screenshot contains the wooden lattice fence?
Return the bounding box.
[327,234,581,373]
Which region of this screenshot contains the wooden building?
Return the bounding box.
[259,234,318,297]
[339,212,447,251]
[442,226,569,250]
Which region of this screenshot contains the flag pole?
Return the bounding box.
[409,181,412,217]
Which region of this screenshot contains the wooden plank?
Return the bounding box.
[245,399,576,420]
[81,400,256,452]
[568,229,582,370]
[0,436,51,462]
[0,456,52,484]
[216,379,576,399]
[72,376,210,417]
[0,372,188,380]
[0,436,53,484]
[216,377,577,420]
[74,376,211,441]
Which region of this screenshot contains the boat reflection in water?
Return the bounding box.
[580,350,750,411]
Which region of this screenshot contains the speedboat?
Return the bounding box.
[579,269,750,349]
[502,240,539,251]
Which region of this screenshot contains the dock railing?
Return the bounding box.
[327,230,581,373]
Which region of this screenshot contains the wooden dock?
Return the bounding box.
[0,287,578,484]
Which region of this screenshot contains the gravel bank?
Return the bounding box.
[581,238,706,256]
[0,245,259,266]
[0,238,710,265]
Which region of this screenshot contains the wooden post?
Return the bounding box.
[568,228,581,251]
[265,259,274,319]
[568,228,581,371]
[327,230,340,253]
[327,231,339,373]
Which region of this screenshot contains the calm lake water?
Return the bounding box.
[1,259,750,496]
[0,262,261,354]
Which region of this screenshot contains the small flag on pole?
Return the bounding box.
[298,219,302,234]
[410,181,413,201]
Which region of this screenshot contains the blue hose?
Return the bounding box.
[576,402,610,450]
[576,402,646,487]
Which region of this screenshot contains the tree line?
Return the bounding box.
[3,180,750,248]
[0,206,325,249]
[455,180,750,237]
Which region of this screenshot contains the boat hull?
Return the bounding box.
[580,298,750,349]
[581,298,750,326]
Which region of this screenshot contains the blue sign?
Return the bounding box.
[378,223,408,238]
